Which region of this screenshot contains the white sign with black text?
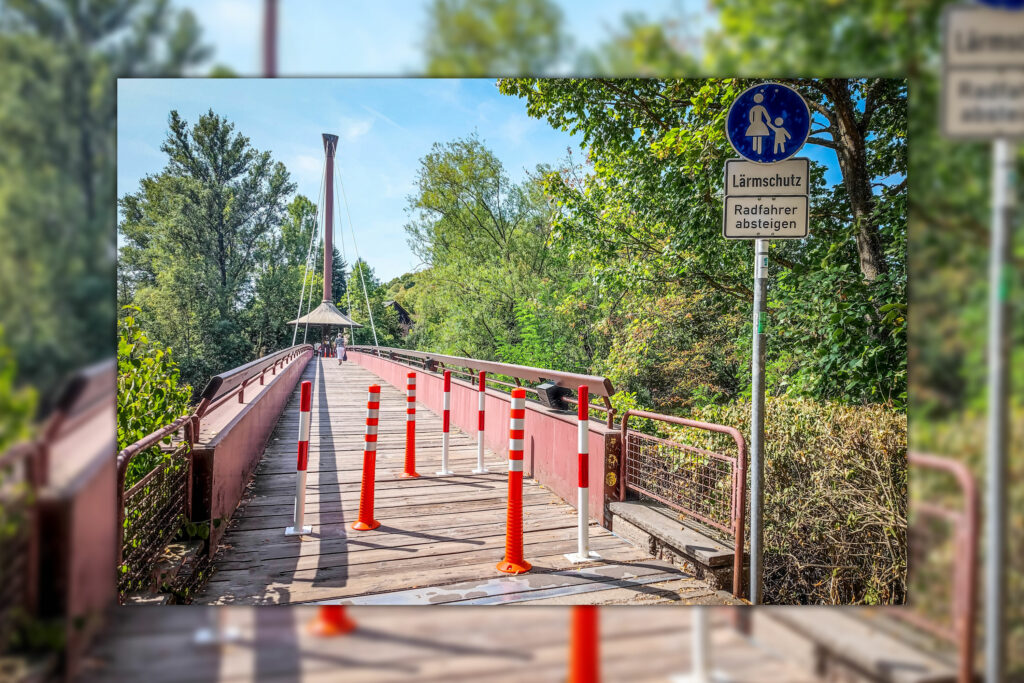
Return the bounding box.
[722,158,809,239]
[942,4,1024,139]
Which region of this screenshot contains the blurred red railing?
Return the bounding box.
[893,451,979,683]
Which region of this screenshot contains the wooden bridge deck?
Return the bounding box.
[80,607,810,682]
[195,357,735,606]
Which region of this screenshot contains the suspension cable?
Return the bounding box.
[334,163,379,347]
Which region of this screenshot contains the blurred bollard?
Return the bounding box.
[308,605,356,637]
[568,605,600,683]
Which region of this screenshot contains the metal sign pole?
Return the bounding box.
[986,136,1012,683]
[749,239,768,604]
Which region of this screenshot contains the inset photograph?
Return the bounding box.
[115,77,907,607]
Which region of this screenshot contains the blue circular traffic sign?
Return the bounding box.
[726,83,810,164]
[976,0,1024,9]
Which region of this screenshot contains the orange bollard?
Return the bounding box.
[352,385,381,530]
[308,605,356,637]
[400,371,420,478]
[568,606,600,683]
[497,387,531,574]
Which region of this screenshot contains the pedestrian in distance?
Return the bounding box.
[336,331,347,365]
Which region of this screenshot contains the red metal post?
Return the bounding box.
[497,388,531,574]
[322,133,338,303]
[262,0,277,77]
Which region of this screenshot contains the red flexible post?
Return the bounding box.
[497,388,531,574]
[353,385,381,530]
[401,372,420,478]
[437,370,454,475]
[568,606,600,683]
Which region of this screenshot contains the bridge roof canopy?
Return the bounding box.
[289,301,363,328]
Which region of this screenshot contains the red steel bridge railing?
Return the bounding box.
[114,344,312,601]
[618,410,748,599]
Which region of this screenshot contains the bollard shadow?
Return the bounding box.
[353,626,533,661]
[372,524,487,546]
[311,357,349,592]
[249,609,416,678]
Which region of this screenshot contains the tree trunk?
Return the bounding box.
[827,79,887,282]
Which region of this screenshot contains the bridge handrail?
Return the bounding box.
[892,451,979,683]
[349,345,618,427]
[114,344,313,600]
[195,344,313,417]
[618,409,747,599]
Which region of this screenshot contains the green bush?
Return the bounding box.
[912,409,1024,674]
[667,397,907,605]
[117,306,192,489]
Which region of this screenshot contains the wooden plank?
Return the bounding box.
[190,358,733,607]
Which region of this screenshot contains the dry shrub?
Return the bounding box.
[666,397,907,605]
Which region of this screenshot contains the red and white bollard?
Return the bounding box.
[497,387,531,574]
[472,371,489,474]
[671,607,729,683]
[566,385,600,563]
[352,385,381,531]
[285,380,313,536]
[568,605,600,683]
[436,370,454,476]
[401,371,420,478]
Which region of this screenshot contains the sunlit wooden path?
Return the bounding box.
[194,357,737,606]
[80,607,811,682]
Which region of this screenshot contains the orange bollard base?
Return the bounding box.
[308,606,356,637]
[497,558,533,574]
[351,519,381,531]
[399,470,421,478]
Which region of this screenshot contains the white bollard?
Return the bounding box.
[437,370,455,475]
[566,385,600,563]
[285,380,313,535]
[472,371,489,474]
[671,607,731,683]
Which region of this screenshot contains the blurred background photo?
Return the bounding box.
[0,1,1019,682]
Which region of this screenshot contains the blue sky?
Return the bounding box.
[118,77,846,281]
[117,78,585,280]
[174,0,711,76]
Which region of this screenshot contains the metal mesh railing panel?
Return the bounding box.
[118,444,189,597]
[623,431,736,535]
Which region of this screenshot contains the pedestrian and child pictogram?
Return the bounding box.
[726,83,810,164]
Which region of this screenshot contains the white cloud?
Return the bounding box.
[340,117,374,140]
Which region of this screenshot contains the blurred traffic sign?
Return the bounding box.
[943,4,1024,138]
[976,0,1024,9]
[726,83,810,163]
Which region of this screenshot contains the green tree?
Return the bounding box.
[0,0,209,397]
[116,306,192,488]
[424,0,567,76]
[499,78,906,407]
[118,109,295,386]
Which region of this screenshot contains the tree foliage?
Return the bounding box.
[498,77,907,407]
[116,306,192,489]
[0,0,209,398]
[118,109,295,387]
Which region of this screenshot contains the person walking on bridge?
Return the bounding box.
[336,331,347,365]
